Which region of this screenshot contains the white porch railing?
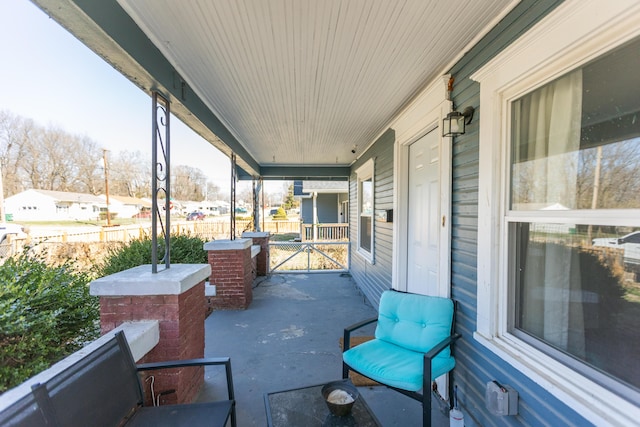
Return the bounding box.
[301,223,349,241]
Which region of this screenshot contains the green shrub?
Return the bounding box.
[100,234,208,276]
[272,207,288,220]
[0,251,99,392]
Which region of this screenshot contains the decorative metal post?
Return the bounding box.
[253,178,262,232]
[151,92,171,272]
[102,149,112,227]
[230,153,236,240]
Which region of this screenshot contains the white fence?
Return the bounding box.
[269,241,350,273]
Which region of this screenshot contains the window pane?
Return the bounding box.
[511,37,640,211]
[513,222,640,390]
[360,216,372,252]
[358,178,373,254]
[361,179,373,215]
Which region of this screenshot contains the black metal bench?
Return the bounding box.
[0,331,236,427]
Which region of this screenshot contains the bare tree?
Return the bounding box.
[72,136,104,194]
[172,165,207,201]
[0,111,227,204]
[0,111,33,196]
[109,150,151,198]
[578,139,640,209]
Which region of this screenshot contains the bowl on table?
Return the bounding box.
[321,380,360,417]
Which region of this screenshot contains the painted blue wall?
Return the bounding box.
[349,128,395,308]
[446,1,590,425]
[350,0,595,425]
[300,194,341,223]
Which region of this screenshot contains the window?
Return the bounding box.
[472,2,640,424]
[509,41,640,395]
[356,159,374,262]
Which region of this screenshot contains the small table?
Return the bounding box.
[264,379,382,427]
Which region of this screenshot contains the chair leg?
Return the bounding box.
[423,355,432,427]
[342,362,350,380]
[423,387,431,427]
[230,402,237,427]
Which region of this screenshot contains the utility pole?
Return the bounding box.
[103,149,112,227]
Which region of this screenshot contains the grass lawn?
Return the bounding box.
[18,218,149,227]
[270,232,300,242]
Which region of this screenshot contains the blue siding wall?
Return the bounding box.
[300,194,341,223]
[316,194,339,223]
[448,1,591,425]
[349,128,395,308]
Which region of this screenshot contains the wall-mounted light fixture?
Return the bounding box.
[443,106,475,137]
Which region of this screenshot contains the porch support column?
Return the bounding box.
[313,191,318,241]
[90,264,210,405]
[151,92,171,272]
[205,238,254,309]
[253,178,262,232]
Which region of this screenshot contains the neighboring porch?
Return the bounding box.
[197,272,449,426]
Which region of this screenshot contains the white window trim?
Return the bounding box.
[471,1,640,425]
[355,158,375,263]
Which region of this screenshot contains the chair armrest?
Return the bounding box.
[137,357,230,371]
[343,317,378,352]
[137,357,234,402]
[424,333,461,361]
[422,333,461,392]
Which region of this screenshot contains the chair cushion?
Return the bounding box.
[376,291,453,357]
[343,339,455,391]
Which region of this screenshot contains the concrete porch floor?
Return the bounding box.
[196,272,449,426]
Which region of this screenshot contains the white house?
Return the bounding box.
[5,189,105,221]
[98,195,151,218]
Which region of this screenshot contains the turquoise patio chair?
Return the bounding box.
[342,290,460,427]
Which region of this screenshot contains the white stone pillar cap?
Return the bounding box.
[242,231,271,238]
[203,238,252,251]
[90,264,211,296]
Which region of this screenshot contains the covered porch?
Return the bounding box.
[197,272,447,426]
[16,0,640,425]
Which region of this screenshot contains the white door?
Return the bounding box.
[407,128,440,295]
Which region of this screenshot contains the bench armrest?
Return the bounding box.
[137,357,235,403]
[342,317,378,352]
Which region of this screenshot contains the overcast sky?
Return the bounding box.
[0,0,236,188]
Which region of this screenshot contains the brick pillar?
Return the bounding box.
[204,238,253,310]
[90,264,211,405]
[242,231,271,276]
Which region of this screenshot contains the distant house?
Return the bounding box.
[98,195,151,218]
[5,189,105,221]
[294,181,349,224]
[182,200,230,217]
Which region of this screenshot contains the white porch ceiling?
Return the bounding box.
[116,0,514,169]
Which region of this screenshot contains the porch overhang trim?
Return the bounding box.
[32,0,261,177]
[237,166,350,181]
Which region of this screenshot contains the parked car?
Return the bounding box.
[186,211,206,221]
[0,223,27,244]
[234,207,248,214]
[593,231,640,280]
[132,210,152,219]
